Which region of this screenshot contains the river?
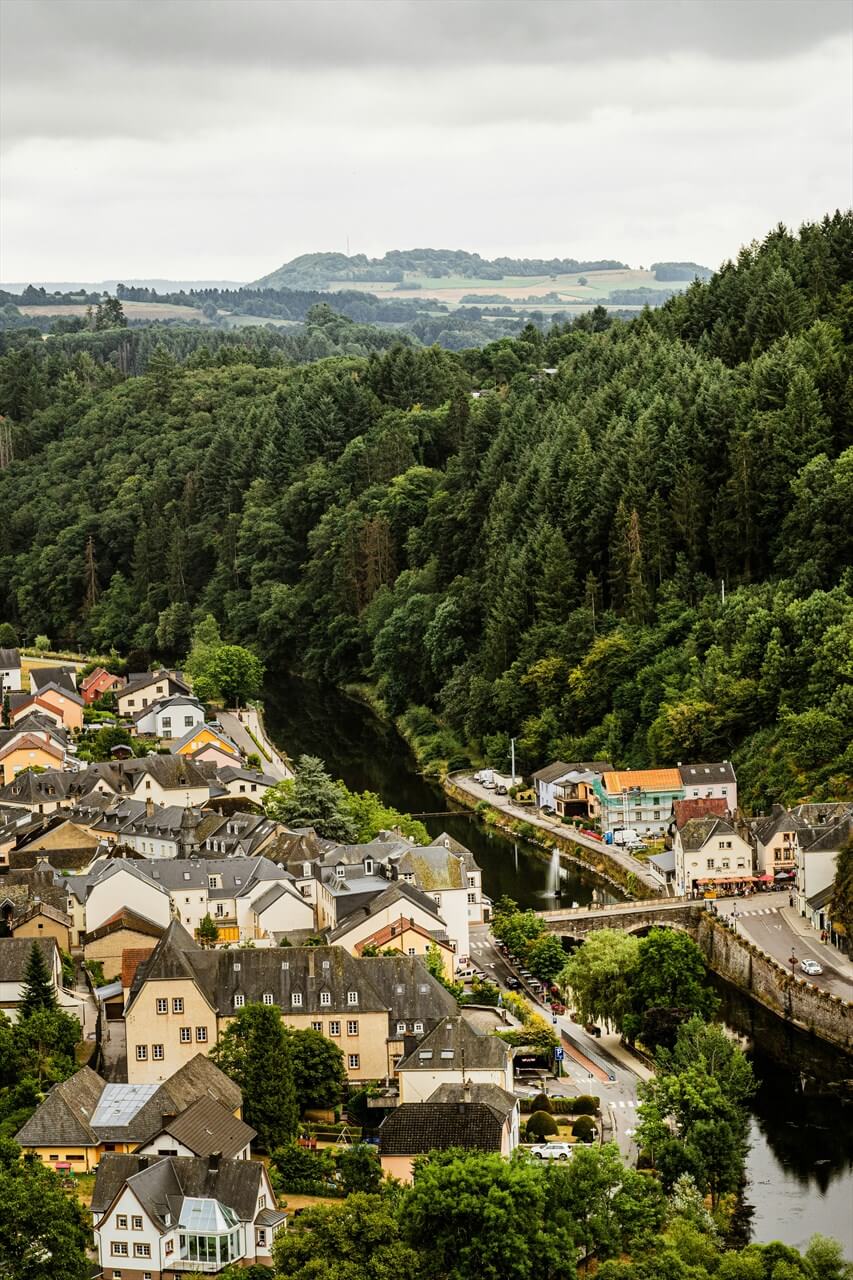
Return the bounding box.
[263,675,853,1254]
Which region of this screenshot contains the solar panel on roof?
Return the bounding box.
[91,1083,159,1127]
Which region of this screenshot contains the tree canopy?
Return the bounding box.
[210,1002,298,1150]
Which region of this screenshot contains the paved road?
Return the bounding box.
[218,708,291,781]
[469,925,645,1159]
[451,775,663,894]
[714,897,853,1001]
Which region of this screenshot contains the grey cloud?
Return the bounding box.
[3,0,850,81]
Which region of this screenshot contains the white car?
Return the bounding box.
[528,1143,573,1161]
[800,958,823,976]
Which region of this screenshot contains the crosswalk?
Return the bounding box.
[733,906,781,917]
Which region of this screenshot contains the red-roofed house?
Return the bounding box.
[81,667,126,705]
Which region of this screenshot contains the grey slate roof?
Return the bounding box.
[0,768,79,808]
[151,1096,255,1159]
[379,1099,505,1155]
[678,761,737,786]
[121,670,190,700]
[30,667,77,695]
[15,1065,104,1147]
[397,1014,511,1071]
[677,815,740,852]
[326,880,444,941]
[532,760,612,784]
[395,845,465,891]
[0,648,20,670]
[92,1153,265,1227]
[131,694,205,724]
[0,935,57,982]
[130,854,294,898]
[428,1081,517,1118]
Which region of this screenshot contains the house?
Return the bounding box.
[15,1053,245,1172]
[117,670,190,719]
[80,667,126,705]
[16,682,84,731]
[82,860,174,934]
[355,918,456,979]
[751,804,804,878]
[532,761,612,813]
[0,766,81,815]
[9,696,67,729]
[379,1081,519,1182]
[84,910,166,980]
[91,1151,283,1276]
[390,839,479,959]
[172,723,241,762]
[29,665,77,696]
[678,761,738,812]
[124,921,457,1084]
[0,732,65,784]
[553,770,602,822]
[82,756,217,808]
[396,1014,515,1102]
[209,765,278,803]
[0,935,81,1022]
[0,647,21,692]
[131,695,207,740]
[794,805,852,917]
[9,898,73,952]
[596,768,684,837]
[673,815,755,896]
[326,880,452,960]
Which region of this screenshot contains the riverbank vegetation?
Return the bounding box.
[1,216,851,809]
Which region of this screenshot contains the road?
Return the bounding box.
[451,774,663,894]
[469,924,646,1159]
[714,897,853,1001]
[218,708,291,781]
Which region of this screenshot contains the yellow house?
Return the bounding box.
[354,916,456,980]
[0,735,64,785]
[124,921,458,1085]
[15,1055,245,1172]
[11,900,72,953]
[173,723,240,759]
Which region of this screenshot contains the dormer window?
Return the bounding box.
[335,866,345,878]
[234,993,245,1007]
[302,862,311,877]
[396,1022,406,1034]
[292,993,303,1007]
[364,859,374,875]
[347,990,358,1006]
[320,991,331,1006]
[414,1021,423,1033]
[262,992,274,1005]
[183,872,191,881]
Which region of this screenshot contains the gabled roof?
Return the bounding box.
[0,734,64,762]
[397,1014,510,1071]
[127,919,202,1005]
[84,908,166,945]
[355,915,449,955]
[678,761,737,786]
[92,1153,265,1227]
[0,768,78,807]
[120,670,190,699]
[151,1097,255,1159]
[131,694,205,724]
[396,845,465,891]
[15,1065,104,1147]
[327,880,444,941]
[532,760,611,784]
[672,797,729,829]
[677,815,742,852]
[29,682,84,707]
[428,1081,517,1118]
[30,667,76,695]
[0,935,58,982]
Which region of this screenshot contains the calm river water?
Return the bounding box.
[264,675,853,1254]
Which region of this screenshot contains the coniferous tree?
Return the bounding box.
[20,943,56,1017]
[210,1003,298,1151]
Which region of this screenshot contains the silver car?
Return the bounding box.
[800,958,823,976]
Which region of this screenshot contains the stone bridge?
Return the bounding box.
[539,897,703,938]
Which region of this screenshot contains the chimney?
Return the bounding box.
[161,1112,177,1130]
[146,798,154,817]
[462,1079,472,1104]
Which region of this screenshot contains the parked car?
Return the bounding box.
[585,1023,602,1037]
[542,806,556,816]
[800,958,823,976]
[580,828,603,841]
[505,976,520,989]
[495,784,508,795]
[528,1142,573,1161]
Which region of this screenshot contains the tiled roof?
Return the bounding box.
[379,1100,505,1155]
[672,797,729,829]
[84,909,165,945]
[397,1015,511,1071]
[155,1096,255,1159]
[677,815,740,852]
[92,1153,265,1227]
[602,768,682,795]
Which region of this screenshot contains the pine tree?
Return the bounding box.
[20,942,57,1017]
[210,1003,298,1151]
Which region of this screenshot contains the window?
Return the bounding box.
[112,1243,128,1256]
[721,860,730,870]
[291,993,303,1007]
[208,877,219,889]
[706,859,715,870]
[347,1020,358,1035]
[196,1026,207,1042]
[156,998,167,1014]
[396,1021,406,1034]
[653,811,661,820]
[172,997,183,1014]
[364,859,374,875]
[257,1229,267,1248]
[116,1215,128,1229]
[335,866,346,878]
[184,716,194,728]
[329,1020,341,1036]
[233,962,241,971]
[131,1216,143,1231]
[311,1021,322,1032]
[407,947,416,955]
[113,1273,122,1279]
[433,895,441,906]
[134,1244,151,1258]
[234,994,245,1008]
[348,1054,360,1070]
[262,992,274,1005]
[347,990,358,1006]
[136,1045,148,1061]
[414,1021,423,1033]
[467,893,476,904]
[258,1194,266,1209]
[320,990,332,1007]
[165,1241,174,1256]
[152,1044,164,1060]
[215,903,225,917]
[180,1026,192,1042]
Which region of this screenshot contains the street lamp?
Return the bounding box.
[789,949,797,974]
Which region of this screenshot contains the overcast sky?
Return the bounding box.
[1,0,851,283]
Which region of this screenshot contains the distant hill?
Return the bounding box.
[253,248,631,290]
[650,261,714,282]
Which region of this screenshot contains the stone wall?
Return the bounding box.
[696,914,851,1054]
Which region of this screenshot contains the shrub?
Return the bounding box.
[526,1110,559,1140]
[531,1092,553,1114]
[573,1094,600,1115]
[33,635,50,651]
[573,1115,597,1143]
[551,1097,576,1114]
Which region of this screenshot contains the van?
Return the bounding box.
[612,828,640,847]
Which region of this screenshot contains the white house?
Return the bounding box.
[678,762,738,813]
[117,670,190,718]
[84,862,174,934]
[0,648,21,692]
[673,815,755,895]
[91,1152,284,1278]
[794,806,852,916]
[396,1015,515,1103]
[132,696,207,740]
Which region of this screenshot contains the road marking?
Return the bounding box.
[618,1100,625,1107]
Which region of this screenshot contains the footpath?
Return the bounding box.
[218,707,292,781]
[447,772,663,894]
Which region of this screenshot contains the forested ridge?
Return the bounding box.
[0,215,851,809]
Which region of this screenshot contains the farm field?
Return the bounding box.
[319,267,684,309]
[19,300,205,321]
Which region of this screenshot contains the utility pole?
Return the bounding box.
[510,737,516,786]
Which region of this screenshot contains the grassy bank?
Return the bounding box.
[343,684,479,780]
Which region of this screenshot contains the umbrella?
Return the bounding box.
[774,869,795,879]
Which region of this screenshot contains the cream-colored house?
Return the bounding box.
[10,899,72,953]
[124,921,457,1085]
[116,670,190,718]
[396,1014,515,1103]
[673,815,755,896]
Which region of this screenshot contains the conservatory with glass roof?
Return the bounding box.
[175,1197,244,1268]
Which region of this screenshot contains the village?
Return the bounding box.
[0,647,850,1278]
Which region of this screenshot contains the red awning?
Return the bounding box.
[696,875,758,884]
[757,874,774,881]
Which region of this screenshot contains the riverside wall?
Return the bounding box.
[696,914,852,1055]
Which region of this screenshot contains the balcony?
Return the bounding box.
[167,1260,224,1273]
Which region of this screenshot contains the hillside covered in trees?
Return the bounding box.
[0,215,850,809]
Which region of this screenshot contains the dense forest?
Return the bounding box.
[0,215,850,808]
